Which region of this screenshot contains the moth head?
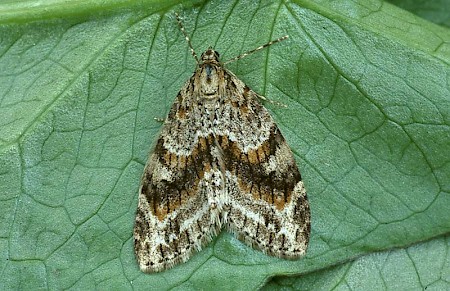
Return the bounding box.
[200,48,220,64]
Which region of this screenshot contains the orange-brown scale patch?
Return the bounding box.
[273,190,286,210]
[257,143,268,161]
[266,185,274,204]
[240,152,249,163]
[250,182,261,200]
[236,177,260,200]
[203,161,211,173]
[219,135,229,149]
[178,155,186,170]
[236,175,250,193]
[230,142,242,159]
[189,144,199,169]
[184,185,200,205]
[177,107,186,119]
[163,151,171,166]
[247,149,258,164]
[168,193,181,213]
[181,189,189,205]
[155,201,168,221]
[199,137,207,151]
[240,104,249,114]
[170,152,178,168]
[248,184,273,206]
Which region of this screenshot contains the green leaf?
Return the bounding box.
[263,233,450,290]
[1,0,449,290]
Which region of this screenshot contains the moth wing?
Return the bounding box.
[134,91,224,273]
[220,86,310,259]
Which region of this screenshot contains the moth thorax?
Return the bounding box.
[199,64,222,98]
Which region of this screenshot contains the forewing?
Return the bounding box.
[218,74,310,259]
[134,88,224,273]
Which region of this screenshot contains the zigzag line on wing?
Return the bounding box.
[141,134,216,220]
[135,167,225,273]
[217,125,301,210]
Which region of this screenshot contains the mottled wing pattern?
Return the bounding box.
[134,80,225,273]
[216,70,310,258]
[135,44,310,273]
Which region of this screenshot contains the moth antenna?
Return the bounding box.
[175,12,200,64]
[223,35,288,65]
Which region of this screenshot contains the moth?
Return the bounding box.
[134,13,310,273]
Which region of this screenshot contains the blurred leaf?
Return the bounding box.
[387,0,450,28]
